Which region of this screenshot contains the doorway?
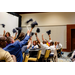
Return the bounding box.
[71,29,75,51]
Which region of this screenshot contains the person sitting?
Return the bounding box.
[32,40,39,49]
[49,41,55,57]
[0,36,14,62]
[6,36,15,46]
[3,28,33,62]
[56,41,64,55]
[3,30,11,37]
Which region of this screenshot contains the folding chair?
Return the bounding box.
[28,50,41,62]
[42,49,51,62]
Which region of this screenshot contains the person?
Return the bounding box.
[0,36,14,62]
[3,28,33,62]
[35,33,58,62]
[6,36,15,46]
[56,42,62,49]
[42,34,50,46]
[3,30,11,37]
[32,40,39,49]
[56,41,64,55]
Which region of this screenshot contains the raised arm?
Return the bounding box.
[49,34,51,40]
[42,34,45,41]
[13,32,17,40]
[19,28,33,47]
[35,33,40,43]
[3,30,6,37]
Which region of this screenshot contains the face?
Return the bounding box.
[6,33,9,37]
[33,41,36,46]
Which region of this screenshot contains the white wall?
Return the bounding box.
[20,12,75,49]
[0,12,19,36]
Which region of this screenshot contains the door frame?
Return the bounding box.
[67,24,75,52]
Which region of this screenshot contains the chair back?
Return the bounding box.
[37,50,41,59]
[24,54,29,62]
[44,50,51,59]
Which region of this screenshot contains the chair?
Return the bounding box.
[57,48,63,58]
[28,50,41,62]
[22,52,29,62]
[42,49,51,62]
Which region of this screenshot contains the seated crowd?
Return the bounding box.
[0,27,63,62]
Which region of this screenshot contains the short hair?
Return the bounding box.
[6,37,13,44]
[50,41,54,45]
[0,36,7,48]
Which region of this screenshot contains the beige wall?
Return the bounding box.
[20,12,75,49]
[20,12,75,26]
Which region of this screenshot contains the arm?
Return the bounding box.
[35,33,41,43]
[3,30,5,36]
[19,28,33,47]
[13,32,17,40]
[49,34,51,40]
[42,34,45,41]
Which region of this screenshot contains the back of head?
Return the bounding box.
[18,32,25,41]
[7,36,14,44]
[43,40,47,44]
[0,36,7,48]
[50,41,54,46]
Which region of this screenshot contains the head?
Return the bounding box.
[6,32,10,37]
[50,41,54,46]
[57,42,59,45]
[18,32,25,41]
[43,40,47,44]
[6,36,15,44]
[55,41,57,46]
[33,41,36,46]
[0,36,7,48]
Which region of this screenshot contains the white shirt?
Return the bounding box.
[49,45,56,54]
[49,40,52,43]
[56,43,62,49]
[32,45,39,48]
[40,42,56,55]
[40,42,50,55]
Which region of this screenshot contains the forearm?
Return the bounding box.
[20,34,30,46]
[42,35,44,41]
[36,36,40,43]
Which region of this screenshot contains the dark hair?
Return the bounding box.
[18,32,25,41]
[5,32,11,37]
[50,41,54,46]
[0,36,7,48]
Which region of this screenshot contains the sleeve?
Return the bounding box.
[19,35,30,47]
[40,42,49,49]
[4,51,14,62]
[21,46,27,52]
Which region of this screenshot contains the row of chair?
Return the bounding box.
[22,49,53,62]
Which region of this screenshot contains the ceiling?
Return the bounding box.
[15,12,46,15]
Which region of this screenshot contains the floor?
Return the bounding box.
[58,52,71,62]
